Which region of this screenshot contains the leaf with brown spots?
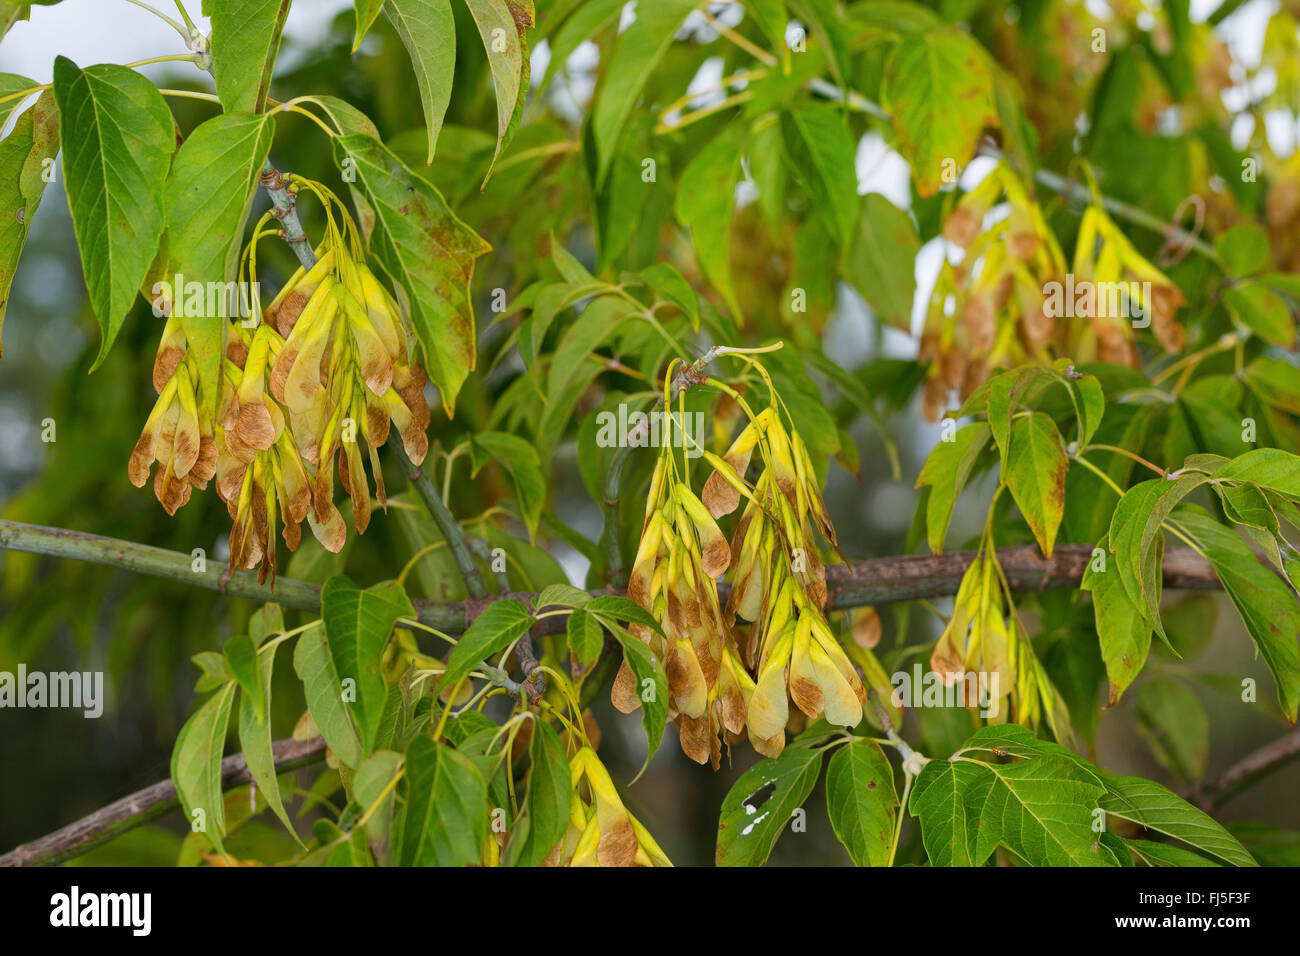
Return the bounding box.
[1004,411,1068,558]
[333,133,490,417]
[825,738,897,867]
[880,28,999,198]
[463,0,534,184]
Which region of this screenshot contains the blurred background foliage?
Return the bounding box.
[1,0,1299,865]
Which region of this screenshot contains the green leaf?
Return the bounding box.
[504,719,570,866]
[1212,448,1300,500]
[236,639,297,840]
[1214,223,1271,278]
[191,650,232,693]
[1101,776,1256,867]
[535,294,636,462]
[638,261,699,328]
[0,73,36,132]
[843,193,921,331]
[223,633,264,724]
[916,421,990,554]
[537,0,625,100]
[1108,475,1207,630]
[1243,356,1300,415]
[468,430,545,539]
[958,724,1083,762]
[352,0,387,49]
[1173,510,1300,721]
[965,755,1115,867]
[880,29,998,197]
[585,594,665,635]
[463,0,534,181]
[745,0,790,68]
[825,739,897,866]
[983,372,1016,469]
[1082,535,1152,705]
[333,132,491,416]
[533,582,592,610]
[1216,480,1279,535]
[591,0,699,184]
[164,112,273,418]
[396,736,487,866]
[779,104,857,245]
[1224,282,1296,348]
[1126,839,1220,867]
[604,620,669,772]
[908,757,986,866]
[675,126,745,319]
[384,0,456,164]
[440,598,535,690]
[1230,822,1300,866]
[0,7,28,41]
[717,747,823,866]
[170,681,237,854]
[1132,677,1208,781]
[353,749,403,864]
[0,89,58,359]
[53,58,172,368]
[565,608,605,668]
[322,576,415,754]
[203,0,290,114]
[292,624,364,769]
[789,0,854,87]
[249,603,285,647]
[1005,411,1068,557]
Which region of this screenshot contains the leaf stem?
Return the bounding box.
[1078,443,1166,477]
[1071,452,1127,497]
[888,771,913,868]
[0,520,1222,630]
[123,0,190,40]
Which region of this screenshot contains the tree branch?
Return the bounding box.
[258,160,316,269]
[0,737,326,867]
[0,528,1231,868]
[1194,728,1300,812]
[1,519,1223,632]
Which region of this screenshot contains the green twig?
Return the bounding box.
[388,434,489,600]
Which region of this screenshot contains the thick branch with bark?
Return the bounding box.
[0,737,325,868]
[1,518,1221,631]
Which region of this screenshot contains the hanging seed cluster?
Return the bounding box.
[130,178,430,580]
[920,162,1185,421]
[931,548,1069,736]
[616,364,872,767]
[550,747,672,867]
